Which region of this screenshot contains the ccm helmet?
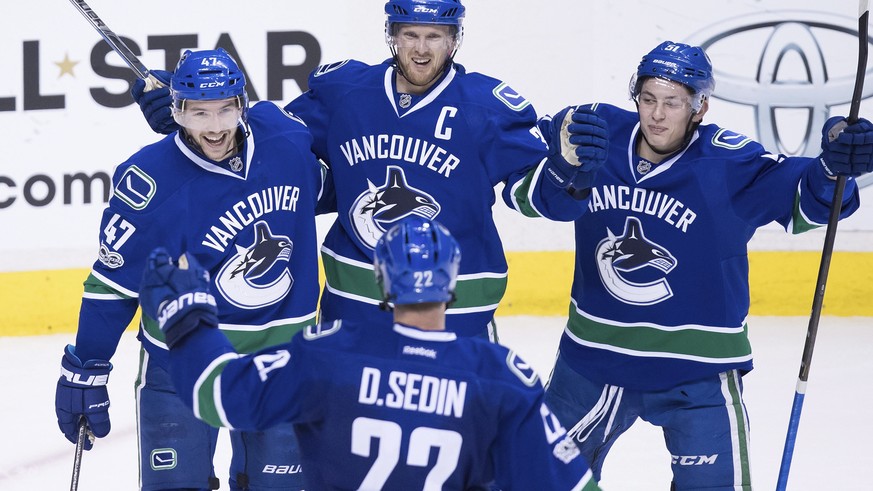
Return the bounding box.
[374,216,461,306]
[171,48,248,129]
[385,0,465,49]
[629,41,714,113]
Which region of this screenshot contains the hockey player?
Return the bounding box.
[131,0,609,340]
[55,49,324,490]
[541,41,873,489]
[138,216,602,490]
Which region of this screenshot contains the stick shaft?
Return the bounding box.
[776,3,868,489]
[68,0,149,79]
[69,418,87,491]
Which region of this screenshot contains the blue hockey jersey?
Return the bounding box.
[167,320,599,491]
[285,60,586,336]
[74,102,324,366]
[548,103,860,391]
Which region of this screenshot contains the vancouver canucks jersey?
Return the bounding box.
[74,102,323,366]
[168,320,599,491]
[285,60,586,337]
[551,103,860,391]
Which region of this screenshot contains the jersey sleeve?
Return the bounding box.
[74,156,172,362]
[719,136,860,233]
[490,352,600,490]
[284,60,362,166]
[480,89,587,221]
[168,324,324,431]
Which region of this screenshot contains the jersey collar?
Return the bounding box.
[384,65,457,119]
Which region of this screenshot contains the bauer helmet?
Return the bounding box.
[629,41,714,113]
[171,48,248,130]
[374,216,461,305]
[384,0,465,47]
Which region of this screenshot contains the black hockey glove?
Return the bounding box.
[130,70,180,135]
[544,105,609,189]
[140,248,218,349]
[820,116,873,178]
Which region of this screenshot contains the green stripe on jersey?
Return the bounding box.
[195,360,232,427]
[83,273,134,298]
[142,314,315,354]
[567,308,752,362]
[511,168,543,218]
[723,370,752,489]
[791,193,820,234]
[321,251,508,311]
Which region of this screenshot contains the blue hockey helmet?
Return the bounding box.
[171,48,248,130]
[374,216,461,306]
[385,0,465,30]
[385,0,465,48]
[629,41,715,113]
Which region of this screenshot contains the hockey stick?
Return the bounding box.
[68,0,163,90]
[69,418,89,491]
[775,1,869,489]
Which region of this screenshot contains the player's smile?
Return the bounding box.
[393,24,455,94]
[194,131,235,161]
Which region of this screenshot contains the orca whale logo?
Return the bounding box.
[349,166,441,249]
[596,217,677,305]
[215,221,294,309]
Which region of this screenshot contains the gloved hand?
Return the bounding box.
[130,70,179,135]
[820,116,873,177]
[55,345,112,450]
[140,248,218,349]
[544,105,609,189]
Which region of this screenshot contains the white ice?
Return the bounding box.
[1,315,870,490]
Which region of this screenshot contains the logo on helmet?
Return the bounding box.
[414,6,438,14]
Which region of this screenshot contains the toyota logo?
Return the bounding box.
[686,11,873,167]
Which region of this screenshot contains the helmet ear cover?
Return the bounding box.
[373,216,461,306]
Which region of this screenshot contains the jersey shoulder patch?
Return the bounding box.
[303,320,343,340]
[711,128,754,150]
[505,350,539,387]
[113,164,157,210]
[492,82,531,112]
[313,60,351,77]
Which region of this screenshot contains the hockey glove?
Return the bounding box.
[55,345,112,450]
[544,105,609,189]
[820,116,873,178]
[130,70,179,135]
[140,248,218,349]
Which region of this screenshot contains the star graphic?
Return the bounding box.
[54,53,80,78]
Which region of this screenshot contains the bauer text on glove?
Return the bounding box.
[55,345,112,450]
[140,247,218,349]
[819,116,873,178]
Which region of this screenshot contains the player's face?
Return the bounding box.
[392,24,456,94]
[179,98,241,161]
[636,78,707,160]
